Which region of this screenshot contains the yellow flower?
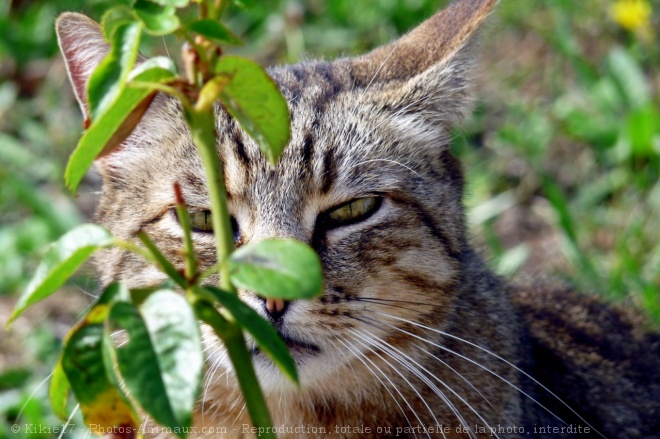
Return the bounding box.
[610,0,652,32]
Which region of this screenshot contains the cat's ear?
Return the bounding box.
[56,13,111,117]
[56,13,169,182]
[350,0,496,126]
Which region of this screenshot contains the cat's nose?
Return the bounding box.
[263,298,289,322]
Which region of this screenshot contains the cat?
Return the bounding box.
[55,0,660,438]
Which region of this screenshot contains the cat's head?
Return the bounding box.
[56,0,495,395]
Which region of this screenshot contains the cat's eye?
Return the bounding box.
[189,210,213,232]
[323,197,382,228]
[174,209,240,242]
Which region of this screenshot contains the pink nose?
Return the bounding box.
[264,298,288,322]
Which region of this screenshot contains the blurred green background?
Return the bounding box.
[1,0,659,437]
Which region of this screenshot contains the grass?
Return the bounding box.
[456,0,660,320]
[0,0,658,437]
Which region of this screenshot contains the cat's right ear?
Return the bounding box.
[56,13,110,117]
[348,0,497,131]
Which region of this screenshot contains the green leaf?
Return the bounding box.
[108,291,202,437]
[3,170,79,234]
[200,286,298,383]
[214,56,290,164]
[86,282,132,324]
[232,0,256,8]
[61,324,139,435]
[97,282,132,307]
[7,224,113,325]
[49,361,70,421]
[134,0,180,35]
[151,0,190,7]
[495,243,530,276]
[228,239,323,300]
[626,103,660,158]
[129,55,178,81]
[608,47,649,109]
[542,177,600,285]
[50,283,132,422]
[66,60,177,192]
[129,281,177,305]
[87,21,142,122]
[100,5,137,40]
[0,368,31,391]
[188,19,242,45]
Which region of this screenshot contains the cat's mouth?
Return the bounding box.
[250,333,321,359]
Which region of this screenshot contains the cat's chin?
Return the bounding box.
[251,335,331,390]
[253,354,339,393]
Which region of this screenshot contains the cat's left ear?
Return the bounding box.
[56,13,168,180]
[349,0,496,128]
[56,13,111,117]
[56,13,149,119]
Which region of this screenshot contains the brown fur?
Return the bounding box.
[55,1,659,438]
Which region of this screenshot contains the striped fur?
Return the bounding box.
[56,1,659,438]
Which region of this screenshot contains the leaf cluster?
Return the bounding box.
[8,1,324,438]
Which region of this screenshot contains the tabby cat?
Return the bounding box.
[56,0,659,438]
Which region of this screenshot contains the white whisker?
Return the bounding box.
[57,403,79,439]
[232,401,247,426]
[326,336,362,393]
[162,36,171,61]
[364,332,499,439]
[15,371,54,423]
[361,92,435,140]
[374,312,607,438]
[352,159,422,179]
[335,38,402,146]
[369,336,480,438]
[202,351,227,419]
[348,330,436,439]
[351,328,473,439]
[413,342,495,411]
[336,335,416,434]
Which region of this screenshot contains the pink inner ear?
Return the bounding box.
[60,39,94,107]
[56,13,109,113]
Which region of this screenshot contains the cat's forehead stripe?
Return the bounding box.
[217,62,363,201]
[301,133,314,171]
[320,147,337,195]
[271,61,355,113]
[231,129,250,168]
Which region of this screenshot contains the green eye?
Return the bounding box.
[325,197,381,227]
[189,210,213,232]
[177,209,240,241]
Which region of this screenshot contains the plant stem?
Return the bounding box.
[174,183,197,281]
[223,325,275,439]
[193,300,275,439]
[185,107,234,292]
[115,237,187,289]
[136,231,187,288]
[182,15,275,435]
